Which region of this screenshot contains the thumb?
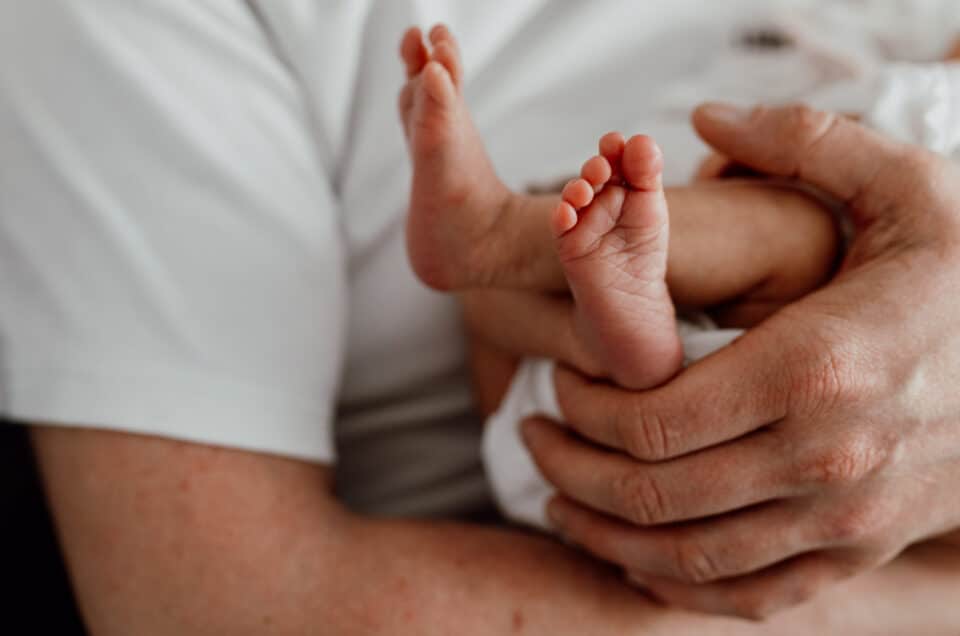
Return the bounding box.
[692,102,916,220]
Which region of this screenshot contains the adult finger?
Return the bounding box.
[522,419,798,525]
[633,551,866,620]
[692,102,915,219]
[548,496,820,584]
[553,322,791,461]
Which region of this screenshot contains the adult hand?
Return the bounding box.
[522,102,960,619]
[693,151,738,180]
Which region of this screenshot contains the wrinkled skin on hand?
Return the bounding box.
[523,102,960,619]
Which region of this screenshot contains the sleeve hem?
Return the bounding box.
[1,363,336,464]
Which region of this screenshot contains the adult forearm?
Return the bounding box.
[120,509,960,636]
[766,542,960,635]
[158,515,960,636]
[326,516,687,636]
[30,427,687,636]
[35,427,960,636]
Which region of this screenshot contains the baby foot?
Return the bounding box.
[398,25,511,290]
[553,134,683,389]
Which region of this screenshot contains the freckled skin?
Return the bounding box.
[512,608,526,632]
[17,17,960,636]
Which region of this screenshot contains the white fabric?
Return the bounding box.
[0,2,346,461]
[865,64,960,160]
[482,358,562,529]
[1,0,957,516]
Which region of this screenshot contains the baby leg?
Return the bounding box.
[399,25,579,292]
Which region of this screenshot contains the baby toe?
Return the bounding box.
[552,201,579,237]
[432,41,463,88]
[622,135,664,192]
[561,178,595,209]
[401,28,429,78]
[581,155,612,189]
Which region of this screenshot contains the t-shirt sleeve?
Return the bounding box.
[0,2,345,462]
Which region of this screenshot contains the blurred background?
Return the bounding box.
[1,426,85,634]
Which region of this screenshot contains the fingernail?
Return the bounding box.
[699,102,750,125]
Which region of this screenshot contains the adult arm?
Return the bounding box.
[522,103,960,618]
[32,425,960,635]
[27,425,704,636]
[0,4,661,632]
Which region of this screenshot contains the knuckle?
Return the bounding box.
[799,440,870,488]
[798,431,897,490]
[806,443,866,487]
[822,500,888,544]
[670,538,722,584]
[784,336,871,417]
[618,406,671,461]
[612,469,670,526]
[784,103,835,146]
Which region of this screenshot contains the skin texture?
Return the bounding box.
[401,25,840,390]
[398,26,841,310]
[399,26,516,291]
[32,425,960,635]
[31,427,673,636]
[30,25,960,636]
[519,103,960,619]
[460,176,842,384]
[554,133,682,390]
[26,93,960,634]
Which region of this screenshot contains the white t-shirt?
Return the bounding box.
[2,0,956,516]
